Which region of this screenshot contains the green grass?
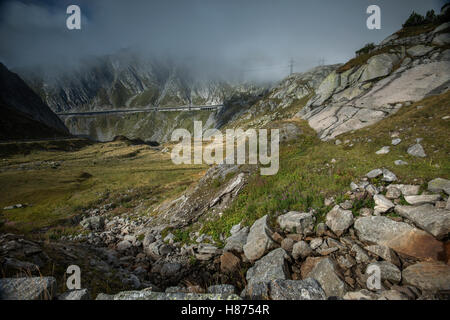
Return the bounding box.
[200,91,450,242]
[0,140,207,238]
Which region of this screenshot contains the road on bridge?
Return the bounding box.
[56,104,223,116]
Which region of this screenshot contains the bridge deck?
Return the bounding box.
[56,105,223,116]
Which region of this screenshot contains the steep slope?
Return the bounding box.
[0,63,69,140]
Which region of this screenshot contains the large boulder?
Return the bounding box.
[80,216,105,231]
[354,216,445,261]
[277,211,315,235]
[243,215,277,261]
[308,257,347,298]
[432,33,450,46]
[402,262,450,291]
[395,204,450,239]
[325,205,354,236]
[313,71,340,105]
[0,277,56,300]
[360,54,399,82]
[404,195,441,205]
[246,248,290,286]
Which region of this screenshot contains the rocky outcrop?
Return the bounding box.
[0,277,56,300]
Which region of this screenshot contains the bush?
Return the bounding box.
[355,43,376,56]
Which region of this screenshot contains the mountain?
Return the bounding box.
[0,63,69,141]
[18,53,256,113]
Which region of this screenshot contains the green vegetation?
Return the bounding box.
[200,91,450,241]
[337,45,398,73]
[355,43,376,56]
[0,140,207,238]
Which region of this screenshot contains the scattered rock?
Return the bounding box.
[385,187,401,200]
[367,261,401,284]
[366,169,383,179]
[395,204,450,239]
[277,211,315,235]
[326,205,354,236]
[373,194,394,213]
[0,277,56,300]
[269,278,326,300]
[308,257,347,298]
[407,144,426,158]
[224,226,248,253]
[207,284,236,295]
[243,215,277,261]
[402,262,450,291]
[220,252,241,274]
[376,146,390,155]
[246,248,290,286]
[57,289,90,300]
[404,195,441,205]
[391,138,402,146]
[292,241,312,260]
[428,178,450,195]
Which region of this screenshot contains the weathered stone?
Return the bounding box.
[407,45,434,57]
[326,205,354,236]
[395,204,450,239]
[402,262,450,291]
[269,278,326,300]
[80,216,104,231]
[428,178,450,195]
[224,226,248,253]
[343,289,380,300]
[391,138,402,146]
[373,194,394,213]
[354,216,410,244]
[57,289,90,300]
[308,257,347,298]
[407,144,426,158]
[386,187,401,199]
[432,33,450,46]
[99,291,241,300]
[384,229,445,262]
[207,285,236,295]
[366,168,383,179]
[336,254,356,270]
[300,257,323,279]
[367,261,401,283]
[388,184,420,196]
[220,252,240,274]
[246,248,290,286]
[382,169,397,182]
[351,244,370,263]
[277,211,315,235]
[160,262,181,277]
[394,160,408,166]
[376,146,390,155]
[0,277,56,300]
[116,240,132,251]
[241,282,270,300]
[364,244,401,267]
[360,54,399,82]
[281,238,294,252]
[243,215,277,261]
[309,238,323,250]
[292,241,312,260]
[404,194,441,205]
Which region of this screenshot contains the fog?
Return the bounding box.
[0,0,446,81]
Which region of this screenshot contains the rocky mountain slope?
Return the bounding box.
[0,63,69,140]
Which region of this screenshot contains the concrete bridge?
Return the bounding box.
[56,104,223,116]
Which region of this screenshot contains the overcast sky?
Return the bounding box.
[0,0,446,80]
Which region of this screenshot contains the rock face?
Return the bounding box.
[57,289,91,300]
[277,211,315,235]
[325,205,354,236]
[245,248,290,286]
[402,262,450,291]
[367,261,401,283]
[243,215,277,261]
[0,63,69,140]
[224,226,248,253]
[308,257,347,298]
[395,205,450,239]
[360,54,399,82]
[0,277,56,300]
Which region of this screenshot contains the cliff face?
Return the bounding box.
[0,63,69,140]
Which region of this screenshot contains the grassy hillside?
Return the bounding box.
[200,91,450,241]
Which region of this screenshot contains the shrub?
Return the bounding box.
[355,43,376,56]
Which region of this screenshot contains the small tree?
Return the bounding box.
[356,43,376,56]
[402,11,425,27]
[424,10,436,23]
